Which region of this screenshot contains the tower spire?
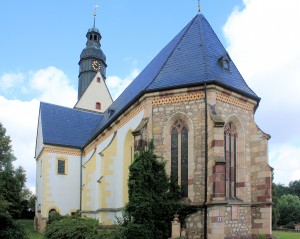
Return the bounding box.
[93,4,99,27]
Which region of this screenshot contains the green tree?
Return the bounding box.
[276,183,289,197]
[288,180,300,198]
[0,122,16,171]
[118,144,194,239]
[277,194,300,227]
[0,122,28,218]
[272,182,280,228]
[20,189,36,219]
[0,208,28,239]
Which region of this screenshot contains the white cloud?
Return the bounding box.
[0,65,140,193]
[0,66,77,193]
[270,143,300,185]
[0,96,39,190]
[224,0,300,184]
[106,68,140,100]
[0,73,25,91]
[30,66,77,106]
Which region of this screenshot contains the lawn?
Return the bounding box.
[18,219,44,239]
[273,230,300,239]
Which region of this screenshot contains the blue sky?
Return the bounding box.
[1,0,300,191]
[0,0,244,101]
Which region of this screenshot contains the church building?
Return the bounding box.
[35,8,272,239]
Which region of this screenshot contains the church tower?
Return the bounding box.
[75,8,112,113]
[78,18,107,100]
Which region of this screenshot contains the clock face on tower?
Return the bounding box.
[92,60,101,71]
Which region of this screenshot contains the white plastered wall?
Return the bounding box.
[43,152,81,216]
[82,133,115,214]
[113,110,145,219]
[74,72,113,112]
[35,113,44,214]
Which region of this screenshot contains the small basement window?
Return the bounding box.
[96,102,101,110]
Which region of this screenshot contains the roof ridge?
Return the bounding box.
[144,15,198,91]
[197,14,210,82]
[41,101,102,116]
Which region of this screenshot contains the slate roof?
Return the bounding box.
[88,13,259,144]
[39,102,102,148]
[39,13,259,148]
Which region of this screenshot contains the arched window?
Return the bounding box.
[95,102,101,110]
[171,119,188,197]
[224,122,237,198]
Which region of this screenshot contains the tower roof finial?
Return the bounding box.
[198,0,200,13]
[93,4,99,27]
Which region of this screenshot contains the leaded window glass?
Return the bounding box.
[224,122,237,198]
[171,120,189,197]
[181,127,188,197]
[171,127,178,181]
[57,160,65,175]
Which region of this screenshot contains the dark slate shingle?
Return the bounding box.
[88,14,259,144]
[40,102,102,148]
[41,14,259,148]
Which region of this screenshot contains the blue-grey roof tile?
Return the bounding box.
[40,14,259,148]
[88,14,259,143]
[40,102,102,148]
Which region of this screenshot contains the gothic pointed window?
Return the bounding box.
[224,122,237,198]
[171,120,188,197]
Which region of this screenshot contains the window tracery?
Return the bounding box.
[224,122,237,198]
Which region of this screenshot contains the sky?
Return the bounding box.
[0,0,300,192]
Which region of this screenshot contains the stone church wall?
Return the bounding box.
[147,85,271,238]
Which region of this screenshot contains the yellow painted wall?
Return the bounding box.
[42,152,56,217]
[82,151,97,211]
[99,134,117,222]
[123,130,134,205]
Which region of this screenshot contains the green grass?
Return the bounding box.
[273,230,300,239]
[18,219,44,239]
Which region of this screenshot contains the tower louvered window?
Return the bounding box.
[224,122,237,198]
[171,120,188,197]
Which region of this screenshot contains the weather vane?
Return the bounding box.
[93,4,99,27]
[198,0,201,13]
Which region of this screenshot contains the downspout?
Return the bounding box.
[80,149,83,212]
[204,84,208,239]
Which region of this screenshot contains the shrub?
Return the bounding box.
[45,214,100,239]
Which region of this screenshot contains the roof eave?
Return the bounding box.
[43,142,84,150]
[84,81,260,148]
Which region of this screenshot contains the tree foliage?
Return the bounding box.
[0,123,16,171]
[273,176,300,228]
[0,208,28,239]
[272,182,280,229]
[117,144,196,239]
[288,180,300,199]
[0,122,28,219]
[277,194,300,227]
